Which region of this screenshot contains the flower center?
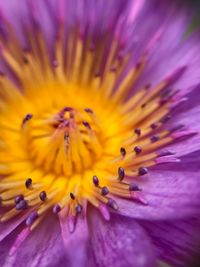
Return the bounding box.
[0,22,192,232]
[21,85,126,178]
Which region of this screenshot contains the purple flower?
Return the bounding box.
[0,0,200,267]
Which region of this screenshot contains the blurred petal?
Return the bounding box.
[164,86,200,157]
[2,216,67,267]
[59,209,89,267]
[0,212,30,242]
[132,1,199,92]
[140,217,200,267]
[88,209,157,267]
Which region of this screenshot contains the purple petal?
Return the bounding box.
[131,3,199,93]
[140,217,200,267]
[2,215,67,267]
[88,208,157,267]
[164,86,200,157]
[59,208,89,267]
[0,212,30,242]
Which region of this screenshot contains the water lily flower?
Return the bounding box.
[0,0,200,267]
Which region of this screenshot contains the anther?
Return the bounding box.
[22,113,33,125]
[141,103,146,108]
[70,193,75,200]
[160,114,171,123]
[129,183,142,191]
[16,199,28,210]
[70,112,74,119]
[64,132,70,143]
[15,194,24,204]
[84,108,93,114]
[93,176,99,187]
[75,204,83,214]
[26,211,38,226]
[138,167,148,176]
[101,186,109,196]
[94,72,100,77]
[53,60,58,68]
[145,83,151,90]
[82,121,91,129]
[39,191,47,201]
[23,56,29,64]
[118,167,125,181]
[150,135,160,143]
[63,107,73,112]
[150,123,158,129]
[25,178,32,189]
[120,147,126,157]
[53,204,61,214]
[136,62,141,69]
[110,66,117,72]
[107,198,119,210]
[134,146,142,154]
[134,128,141,136]
[89,42,95,51]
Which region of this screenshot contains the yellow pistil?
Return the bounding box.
[0,23,176,229]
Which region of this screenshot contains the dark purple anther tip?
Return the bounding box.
[27,113,33,119]
[70,112,74,119]
[64,132,70,141]
[160,114,171,123]
[53,60,58,68]
[84,108,93,114]
[110,66,116,72]
[70,192,75,200]
[26,211,38,226]
[23,56,29,64]
[101,186,109,196]
[63,106,73,112]
[15,194,24,204]
[138,167,148,176]
[134,128,141,136]
[25,113,33,121]
[129,183,142,191]
[25,178,32,189]
[150,135,160,143]
[89,42,95,51]
[134,146,142,154]
[141,103,146,108]
[120,147,126,157]
[107,198,118,210]
[76,204,83,214]
[53,204,61,214]
[16,199,28,210]
[118,167,125,181]
[93,176,99,187]
[82,121,91,129]
[22,114,33,125]
[39,191,47,201]
[94,71,100,77]
[136,62,141,69]
[150,123,158,130]
[145,83,151,90]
